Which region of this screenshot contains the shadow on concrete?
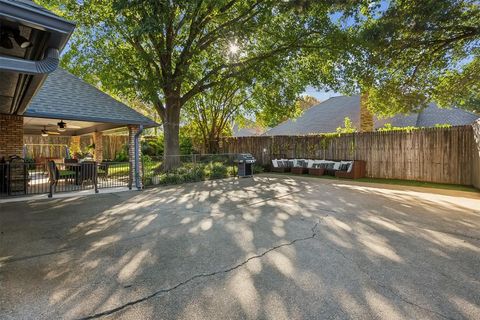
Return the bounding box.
[1,174,479,319]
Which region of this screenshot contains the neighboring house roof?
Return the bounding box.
[232,123,265,137]
[24,68,158,127]
[263,95,479,136]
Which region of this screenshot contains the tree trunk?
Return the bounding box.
[162,98,181,171]
[206,134,220,154]
[360,93,374,132]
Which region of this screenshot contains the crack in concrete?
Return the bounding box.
[77,221,319,320]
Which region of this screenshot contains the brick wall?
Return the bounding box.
[0,114,23,159]
[93,131,103,162]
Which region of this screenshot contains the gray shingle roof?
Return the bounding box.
[263,95,479,136]
[232,123,265,137]
[24,68,158,127]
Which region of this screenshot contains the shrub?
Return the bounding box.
[114,147,128,162]
[157,172,184,185]
[146,161,235,186]
[253,164,265,174]
[205,162,228,179]
[142,136,164,157]
[183,165,206,182]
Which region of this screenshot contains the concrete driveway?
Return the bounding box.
[1,174,479,320]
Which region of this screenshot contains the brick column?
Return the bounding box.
[128,125,142,189]
[70,136,81,159]
[0,114,23,159]
[93,131,103,162]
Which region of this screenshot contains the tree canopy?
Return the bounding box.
[35,0,479,166]
[325,0,479,115]
[38,0,351,168]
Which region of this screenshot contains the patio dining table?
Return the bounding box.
[64,162,98,186]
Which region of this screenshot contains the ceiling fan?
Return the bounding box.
[47,120,82,132]
[41,126,60,137]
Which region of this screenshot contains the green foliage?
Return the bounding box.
[292,0,479,116]
[432,58,480,113]
[378,123,452,132]
[113,145,129,162]
[253,164,265,174]
[205,162,228,180]
[179,128,197,155]
[184,79,247,153]
[335,0,479,115]
[141,136,164,157]
[36,0,351,163]
[149,161,234,186]
[141,154,153,168]
[336,117,356,134]
[434,124,452,129]
[141,133,194,157]
[296,95,320,111]
[255,93,322,128]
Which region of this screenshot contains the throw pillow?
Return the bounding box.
[272,159,278,168]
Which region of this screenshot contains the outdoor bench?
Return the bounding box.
[271,158,366,179]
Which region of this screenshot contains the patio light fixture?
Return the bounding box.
[57,120,67,132]
[41,126,49,137]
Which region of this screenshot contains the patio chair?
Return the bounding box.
[47,161,58,197]
[98,162,110,180]
[79,161,98,193]
[308,161,325,176]
[47,161,77,197]
[271,159,291,173]
[291,159,310,174]
[335,160,366,179]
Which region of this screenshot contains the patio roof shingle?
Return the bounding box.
[24,68,158,127]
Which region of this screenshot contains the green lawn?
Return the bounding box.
[268,172,479,193]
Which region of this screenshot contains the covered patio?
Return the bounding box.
[0,68,158,197]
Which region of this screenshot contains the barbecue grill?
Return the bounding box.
[235,153,256,177]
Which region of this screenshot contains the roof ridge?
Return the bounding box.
[449,105,480,117]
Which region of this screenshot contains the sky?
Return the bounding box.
[302,86,341,101]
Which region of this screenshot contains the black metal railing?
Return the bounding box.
[0,161,130,198]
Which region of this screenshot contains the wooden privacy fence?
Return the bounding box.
[24,135,129,160]
[79,135,129,159]
[472,120,480,189]
[220,125,477,186]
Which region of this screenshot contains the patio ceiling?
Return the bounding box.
[0,0,75,115]
[23,116,128,136]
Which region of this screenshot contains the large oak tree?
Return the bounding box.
[38,0,347,169]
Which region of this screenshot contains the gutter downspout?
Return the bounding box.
[134,125,144,190]
[0,47,59,74]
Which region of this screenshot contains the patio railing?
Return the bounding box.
[0,161,130,198]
